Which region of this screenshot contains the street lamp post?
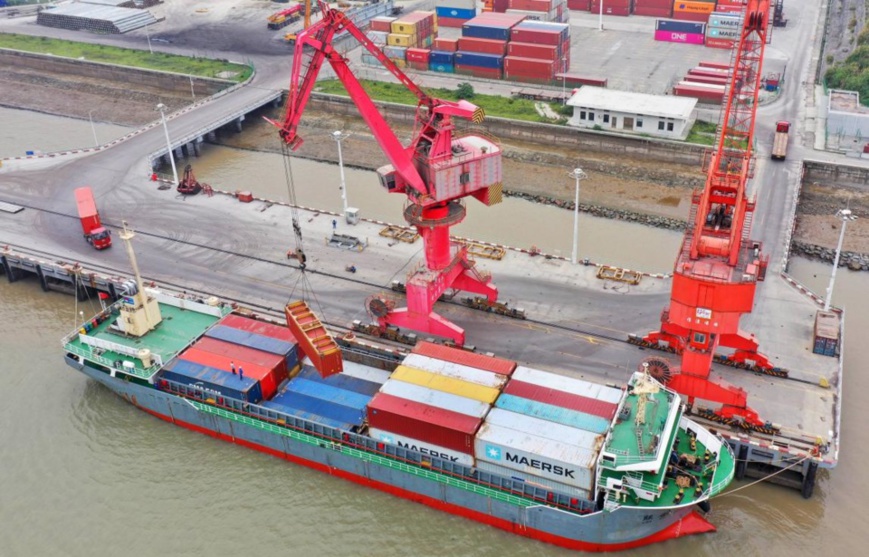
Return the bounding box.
[156,103,179,186]
[568,168,587,265]
[332,130,351,218]
[87,109,99,147]
[823,208,857,311]
[599,0,604,31]
[145,23,153,54]
[561,56,567,105]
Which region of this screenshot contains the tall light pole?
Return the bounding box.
[599,0,604,31]
[561,56,567,105]
[332,130,351,217]
[568,168,587,265]
[823,208,857,311]
[145,23,153,54]
[156,103,179,185]
[87,109,99,147]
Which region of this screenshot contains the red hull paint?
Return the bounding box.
[133,402,716,552]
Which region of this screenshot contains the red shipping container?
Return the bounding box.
[635,0,673,7]
[194,336,285,370]
[458,37,508,55]
[180,346,284,400]
[493,0,510,12]
[437,16,468,28]
[370,17,396,32]
[714,4,743,13]
[510,28,563,45]
[592,0,631,6]
[367,393,481,454]
[433,37,459,51]
[705,37,735,49]
[504,55,556,77]
[671,10,710,22]
[408,60,429,71]
[455,65,503,79]
[221,314,297,343]
[503,379,618,419]
[673,82,724,102]
[412,341,516,375]
[684,74,729,85]
[567,0,591,9]
[633,6,672,17]
[589,2,631,16]
[509,0,553,10]
[406,47,431,62]
[689,67,729,78]
[508,41,560,61]
[699,60,730,70]
[557,72,608,87]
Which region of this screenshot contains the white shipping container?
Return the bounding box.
[485,408,605,452]
[475,423,597,491]
[436,0,477,9]
[341,360,391,385]
[475,459,591,500]
[379,379,491,418]
[512,366,623,405]
[367,30,389,44]
[505,8,559,22]
[402,354,508,390]
[369,427,475,465]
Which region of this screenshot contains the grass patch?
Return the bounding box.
[314,78,560,123]
[686,119,718,145]
[0,33,252,82]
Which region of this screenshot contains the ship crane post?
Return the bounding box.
[274,2,504,347]
[641,0,777,432]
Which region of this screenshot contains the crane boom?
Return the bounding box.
[274,4,503,346]
[642,0,775,430]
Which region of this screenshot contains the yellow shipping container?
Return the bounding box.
[391,58,407,69]
[391,21,418,34]
[392,365,500,404]
[387,33,419,47]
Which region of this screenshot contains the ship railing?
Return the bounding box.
[158,379,598,516]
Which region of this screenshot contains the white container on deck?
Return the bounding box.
[340,360,392,385]
[402,353,508,390]
[475,423,597,491]
[484,408,604,452]
[379,378,491,418]
[474,459,591,500]
[369,427,475,465]
[512,366,623,405]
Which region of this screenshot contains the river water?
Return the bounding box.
[1,107,866,556]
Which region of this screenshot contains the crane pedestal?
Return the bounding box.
[378,201,497,346]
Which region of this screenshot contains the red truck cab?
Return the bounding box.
[74,187,112,249]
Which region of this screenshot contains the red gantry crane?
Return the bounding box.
[275,4,504,346]
[640,0,778,432]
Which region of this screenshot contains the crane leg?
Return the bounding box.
[718,329,774,370]
[451,269,498,303]
[384,307,465,346]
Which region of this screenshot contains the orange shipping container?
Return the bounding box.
[672,1,715,14]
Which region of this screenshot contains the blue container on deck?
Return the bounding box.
[296,365,381,397]
[162,359,263,403]
[279,378,368,426]
[462,23,512,41]
[436,6,476,19]
[495,393,611,434]
[454,51,503,69]
[205,324,296,361]
[262,395,354,431]
[429,51,456,65]
[656,19,706,35]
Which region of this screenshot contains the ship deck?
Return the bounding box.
[65,301,222,378]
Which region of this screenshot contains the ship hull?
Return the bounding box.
[69,358,715,552]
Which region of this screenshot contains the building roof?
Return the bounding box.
[567,87,697,120]
[829,89,869,114]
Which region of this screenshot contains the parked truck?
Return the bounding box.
[771,120,790,160]
[74,187,111,249]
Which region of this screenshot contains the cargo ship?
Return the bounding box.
[61,231,735,552]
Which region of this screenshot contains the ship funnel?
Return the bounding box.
[137,348,153,368]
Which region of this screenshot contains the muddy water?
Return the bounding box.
[1,108,866,556]
[0,106,131,158]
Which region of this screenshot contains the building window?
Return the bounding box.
[580,111,587,120]
[657,121,665,131]
[603,114,610,123]
[588,112,595,121]
[667,122,674,132]
[637,119,643,128]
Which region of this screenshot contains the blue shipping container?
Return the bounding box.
[429,61,455,73]
[205,324,295,359]
[271,389,366,426]
[494,393,611,434]
[285,378,372,411]
[435,6,475,19]
[455,51,503,69]
[462,23,511,41]
[162,359,263,403]
[262,396,353,431]
[297,365,381,396]
[429,50,456,64]
[656,19,706,35]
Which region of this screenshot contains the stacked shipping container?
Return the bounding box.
[654,18,706,44]
[436,0,477,28]
[714,0,745,14]
[671,0,716,22]
[590,0,632,17]
[705,10,741,49]
[505,20,571,82]
[505,0,569,24]
[634,0,672,18]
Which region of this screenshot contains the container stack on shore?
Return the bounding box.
[569,0,743,19]
[654,18,706,44]
[673,61,728,102]
[671,0,716,22]
[505,20,571,83]
[633,0,672,18]
[705,10,741,49]
[504,0,569,23]
[436,0,477,28]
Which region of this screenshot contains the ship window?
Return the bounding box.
[460,172,470,185]
[693,332,706,344]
